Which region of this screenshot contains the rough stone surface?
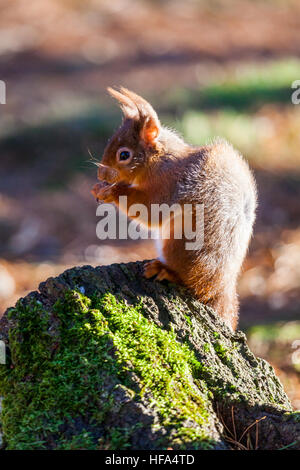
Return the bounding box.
[0,261,299,450]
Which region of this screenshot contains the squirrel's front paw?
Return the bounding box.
[91,181,115,202]
[91,181,128,203]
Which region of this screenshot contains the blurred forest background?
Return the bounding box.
[0,0,299,407]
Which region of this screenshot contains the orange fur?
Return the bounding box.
[92,88,257,330]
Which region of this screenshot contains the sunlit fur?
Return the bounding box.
[92,88,257,330]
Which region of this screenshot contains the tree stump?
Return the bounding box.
[0,261,299,450]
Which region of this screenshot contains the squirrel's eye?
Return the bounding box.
[117,147,133,164]
[120,150,130,160]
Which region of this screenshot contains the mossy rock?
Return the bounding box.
[0,261,299,450]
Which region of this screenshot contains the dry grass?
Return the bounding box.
[216,405,266,450]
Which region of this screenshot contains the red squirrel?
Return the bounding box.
[92,87,257,330]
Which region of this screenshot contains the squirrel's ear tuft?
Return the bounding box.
[119,88,161,146]
[107,87,161,146]
[107,87,139,120]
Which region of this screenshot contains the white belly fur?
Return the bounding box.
[154,237,166,264]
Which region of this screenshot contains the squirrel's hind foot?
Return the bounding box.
[144,260,179,283]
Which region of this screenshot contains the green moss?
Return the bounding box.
[213,341,230,362]
[59,431,96,450]
[184,314,192,327]
[100,426,137,450]
[0,293,121,449]
[96,294,213,449]
[0,291,215,450]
